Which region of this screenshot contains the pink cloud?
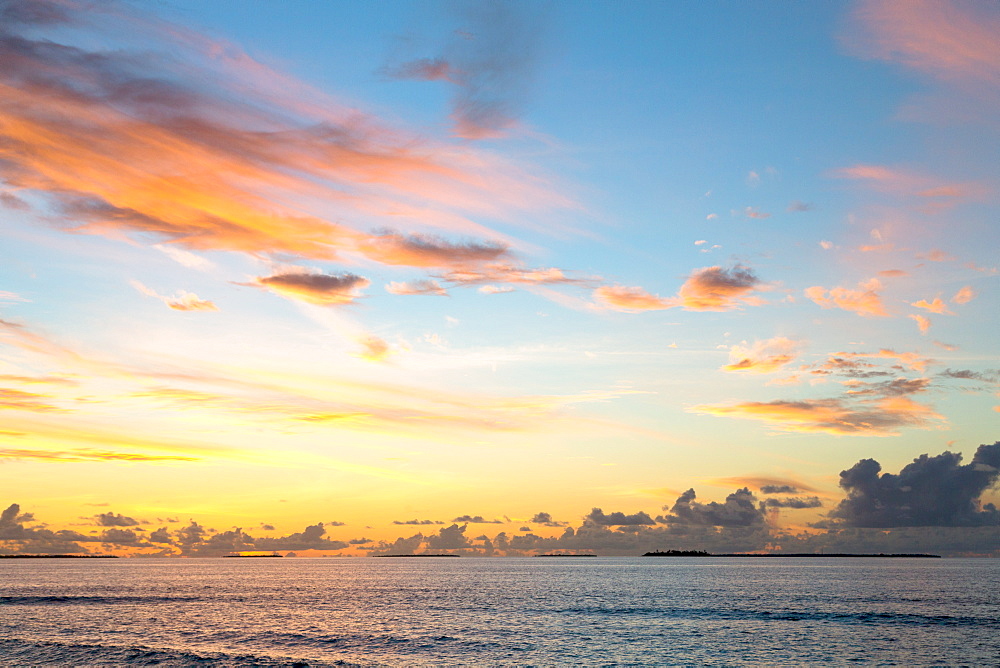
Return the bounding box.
[910,297,952,315]
[951,286,975,304]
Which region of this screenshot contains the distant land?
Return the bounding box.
[643,551,941,558]
[223,554,283,558]
[373,554,461,558]
[0,554,118,559]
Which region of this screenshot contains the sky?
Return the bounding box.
[1,0,999,557]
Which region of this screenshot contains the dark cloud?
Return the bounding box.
[829,442,1000,527]
[519,526,532,532]
[661,488,767,527]
[762,497,823,509]
[94,512,140,527]
[845,377,930,397]
[348,537,372,545]
[530,511,567,527]
[392,519,444,525]
[361,232,508,268]
[384,3,544,139]
[253,272,369,306]
[585,508,656,526]
[452,515,503,524]
[939,369,1000,383]
[760,485,800,494]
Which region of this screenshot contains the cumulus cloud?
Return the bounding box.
[721,337,800,373]
[595,265,764,314]
[660,488,767,527]
[676,265,763,311]
[530,511,567,527]
[805,278,888,317]
[253,272,369,306]
[254,523,349,552]
[829,442,1000,527]
[452,515,503,524]
[385,279,448,296]
[94,512,141,527]
[584,508,656,526]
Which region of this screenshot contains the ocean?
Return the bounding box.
[1,557,997,666]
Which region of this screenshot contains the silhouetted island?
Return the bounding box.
[223,554,283,558]
[373,554,460,557]
[643,550,710,557]
[0,554,118,559]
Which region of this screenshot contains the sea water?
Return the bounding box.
[1,557,997,666]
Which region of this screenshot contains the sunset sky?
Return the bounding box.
[1,0,998,556]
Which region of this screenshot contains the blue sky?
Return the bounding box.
[0,0,998,556]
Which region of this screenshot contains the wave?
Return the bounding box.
[556,605,1000,629]
[0,638,362,667]
[0,595,207,606]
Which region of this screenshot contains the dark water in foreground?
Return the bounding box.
[1,557,998,666]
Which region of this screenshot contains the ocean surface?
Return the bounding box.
[1,557,998,666]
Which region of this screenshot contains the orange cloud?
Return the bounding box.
[909,314,931,334]
[0,388,64,412]
[676,265,763,311]
[593,286,673,312]
[910,298,952,315]
[805,279,888,317]
[0,3,573,267]
[951,286,975,304]
[692,395,944,436]
[356,336,393,363]
[722,337,800,373]
[253,272,369,306]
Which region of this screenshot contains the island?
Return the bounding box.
[373,554,461,557]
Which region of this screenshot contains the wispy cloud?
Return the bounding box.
[692,395,944,436]
[386,279,448,296]
[130,281,218,312]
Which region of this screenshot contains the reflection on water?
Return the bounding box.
[1,557,998,666]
